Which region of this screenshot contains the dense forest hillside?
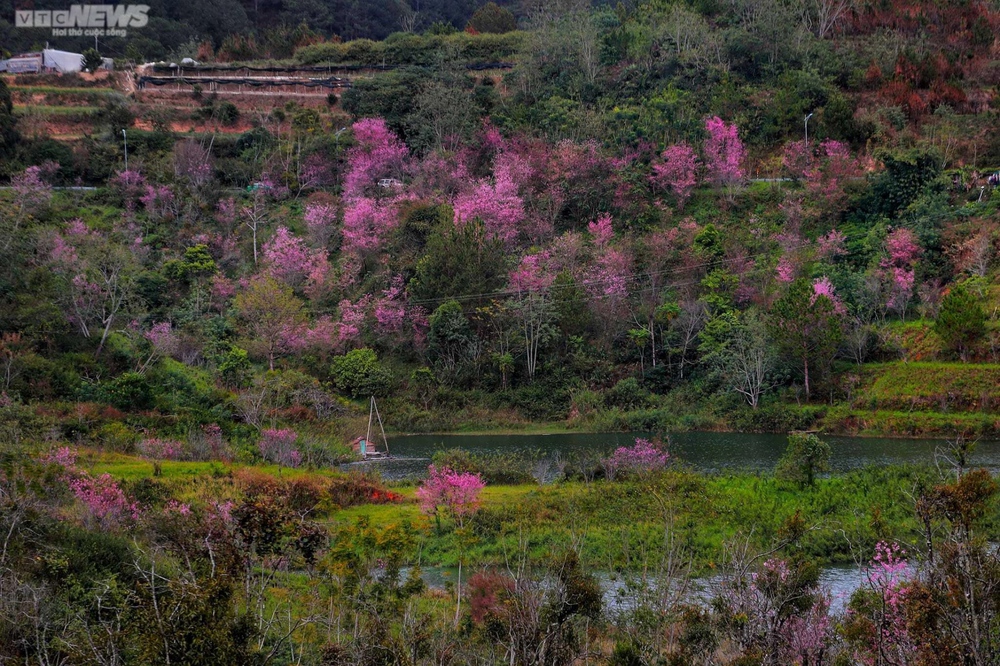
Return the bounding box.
[1,0,1000,438]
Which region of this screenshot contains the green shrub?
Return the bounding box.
[96,372,153,411]
[219,346,252,389]
[604,377,653,411]
[728,403,823,433]
[330,348,392,399]
[0,401,47,447]
[93,421,139,453]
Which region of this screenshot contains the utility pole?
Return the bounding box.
[122,129,128,171]
[804,112,814,144]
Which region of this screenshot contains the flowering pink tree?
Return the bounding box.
[704,116,745,193]
[139,184,176,222]
[602,438,670,480]
[137,321,179,373]
[343,118,409,199]
[108,169,147,211]
[372,276,425,349]
[812,277,846,315]
[782,139,813,178]
[341,197,399,256]
[416,465,485,530]
[775,255,797,283]
[262,226,330,298]
[137,437,185,461]
[650,143,700,208]
[850,541,913,665]
[718,556,833,663]
[453,153,527,248]
[810,140,862,210]
[296,153,333,194]
[69,472,141,529]
[258,428,302,467]
[42,446,78,469]
[880,228,921,318]
[816,229,847,259]
[47,222,140,356]
[304,201,337,248]
[2,165,54,252]
[335,295,373,351]
[508,251,557,381]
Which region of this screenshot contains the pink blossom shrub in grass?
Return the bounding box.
[42,446,78,469]
[258,428,302,468]
[416,465,485,530]
[603,438,670,480]
[137,437,185,461]
[69,472,141,529]
[163,500,192,516]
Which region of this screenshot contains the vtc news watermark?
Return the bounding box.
[15,4,149,37]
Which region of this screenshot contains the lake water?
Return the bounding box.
[349,431,1000,480]
[410,562,872,615]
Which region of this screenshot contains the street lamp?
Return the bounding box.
[122,129,128,171]
[804,112,814,144]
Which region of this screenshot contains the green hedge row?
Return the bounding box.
[295,31,526,66]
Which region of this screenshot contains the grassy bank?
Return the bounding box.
[77,450,965,573]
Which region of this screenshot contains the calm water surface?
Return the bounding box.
[351,431,1000,480]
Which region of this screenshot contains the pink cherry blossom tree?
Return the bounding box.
[650,143,701,208]
[343,118,409,199]
[341,197,398,256]
[137,437,185,461]
[2,164,54,252]
[704,116,745,196]
[416,464,485,530]
[258,428,302,468]
[453,152,528,248]
[812,277,846,315]
[69,472,141,530]
[137,321,179,373]
[880,228,921,319]
[304,201,338,248]
[508,252,557,381]
[47,222,140,356]
[262,226,330,298]
[108,169,146,211]
[602,438,670,480]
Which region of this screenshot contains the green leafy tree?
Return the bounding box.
[776,431,831,487]
[233,276,307,370]
[427,300,479,384]
[934,284,986,362]
[81,48,104,73]
[467,2,517,34]
[409,220,508,304]
[103,93,135,137]
[768,279,842,399]
[330,348,393,398]
[0,79,19,160]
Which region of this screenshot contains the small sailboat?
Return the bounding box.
[350,396,390,460]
